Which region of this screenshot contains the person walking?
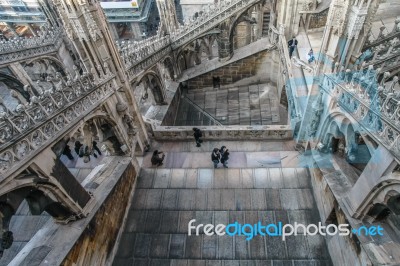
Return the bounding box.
[74,141,83,155]
[151,150,165,167]
[307,49,315,63]
[288,36,298,58]
[220,146,230,168]
[193,128,203,147]
[93,140,102,156]
[79,145,91,163]
[211,148,220,168]
[62,145,74,160]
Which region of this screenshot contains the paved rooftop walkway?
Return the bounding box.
[112,141,332,265]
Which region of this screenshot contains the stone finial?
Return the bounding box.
[115,89,128,114]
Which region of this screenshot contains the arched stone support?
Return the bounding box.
[343,145,398,219]
[0,147,92,230]
[137,72,167,105]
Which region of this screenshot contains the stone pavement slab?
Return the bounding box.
[113,163,332,265]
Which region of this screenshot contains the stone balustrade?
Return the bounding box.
[357,38,400,73]
[356,17,400,72]
[274,25,302,122]
[0,71,115,177]
[0,27,63,65]
[117,35,171,70]
[120,0,264,72]
[3,0,263,73]
[170,0,261,49]
[153,125,293,140]
[364,17,400,49]
[321,65,400,159]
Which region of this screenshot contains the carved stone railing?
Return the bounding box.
[169,0,262,49]
[125,41,173,81]
[153,125,293,140]
[0,27,63,65]
[118,35,171,75]
[274,25,302,123]
[0,72,116,177]
[364,17,400,51]
[119,0,264,74]
[320,66,400,159]
[356,17,400,73]
[357,39,400,74]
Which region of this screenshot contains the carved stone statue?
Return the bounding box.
[123,114,137,134]
[104,62,110,75]
[73,65,80,81]
[91,67,99,82]
[35,80,44,97]
[54,72,65,91]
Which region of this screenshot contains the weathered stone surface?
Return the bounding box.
[63,163,137,266]
[113,167,331,265]
[202,235,218,259]
[169,234,186,259]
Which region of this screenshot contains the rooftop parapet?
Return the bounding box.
[321,63,400,159]
[0,65,114,176]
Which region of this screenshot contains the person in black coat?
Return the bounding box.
[193,128,203,147]
[151,150,165,166]
[288,37,298,58]
[220,146,230,168]
[74,141,83,156]
[62,144,74,160]
[211,148,220,168]
[93,140,102,157]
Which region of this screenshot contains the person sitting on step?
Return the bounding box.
[151,150,165,167]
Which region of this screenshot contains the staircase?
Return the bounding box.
[112,140,332,265]
[262,10,271,36]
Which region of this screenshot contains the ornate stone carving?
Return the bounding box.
[321,64,400,160]
[0,26,63,64]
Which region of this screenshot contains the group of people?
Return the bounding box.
[288,36,315,63]
[211,146,230,168]
[150,128,232,169]
[62,140,102,162]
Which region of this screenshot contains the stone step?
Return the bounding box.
[112,165,332,265]
[113,258,332,265]
[149,140,297,153]
[136,164,311,191]
[141,150,304,169]
[135,168,311,190]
